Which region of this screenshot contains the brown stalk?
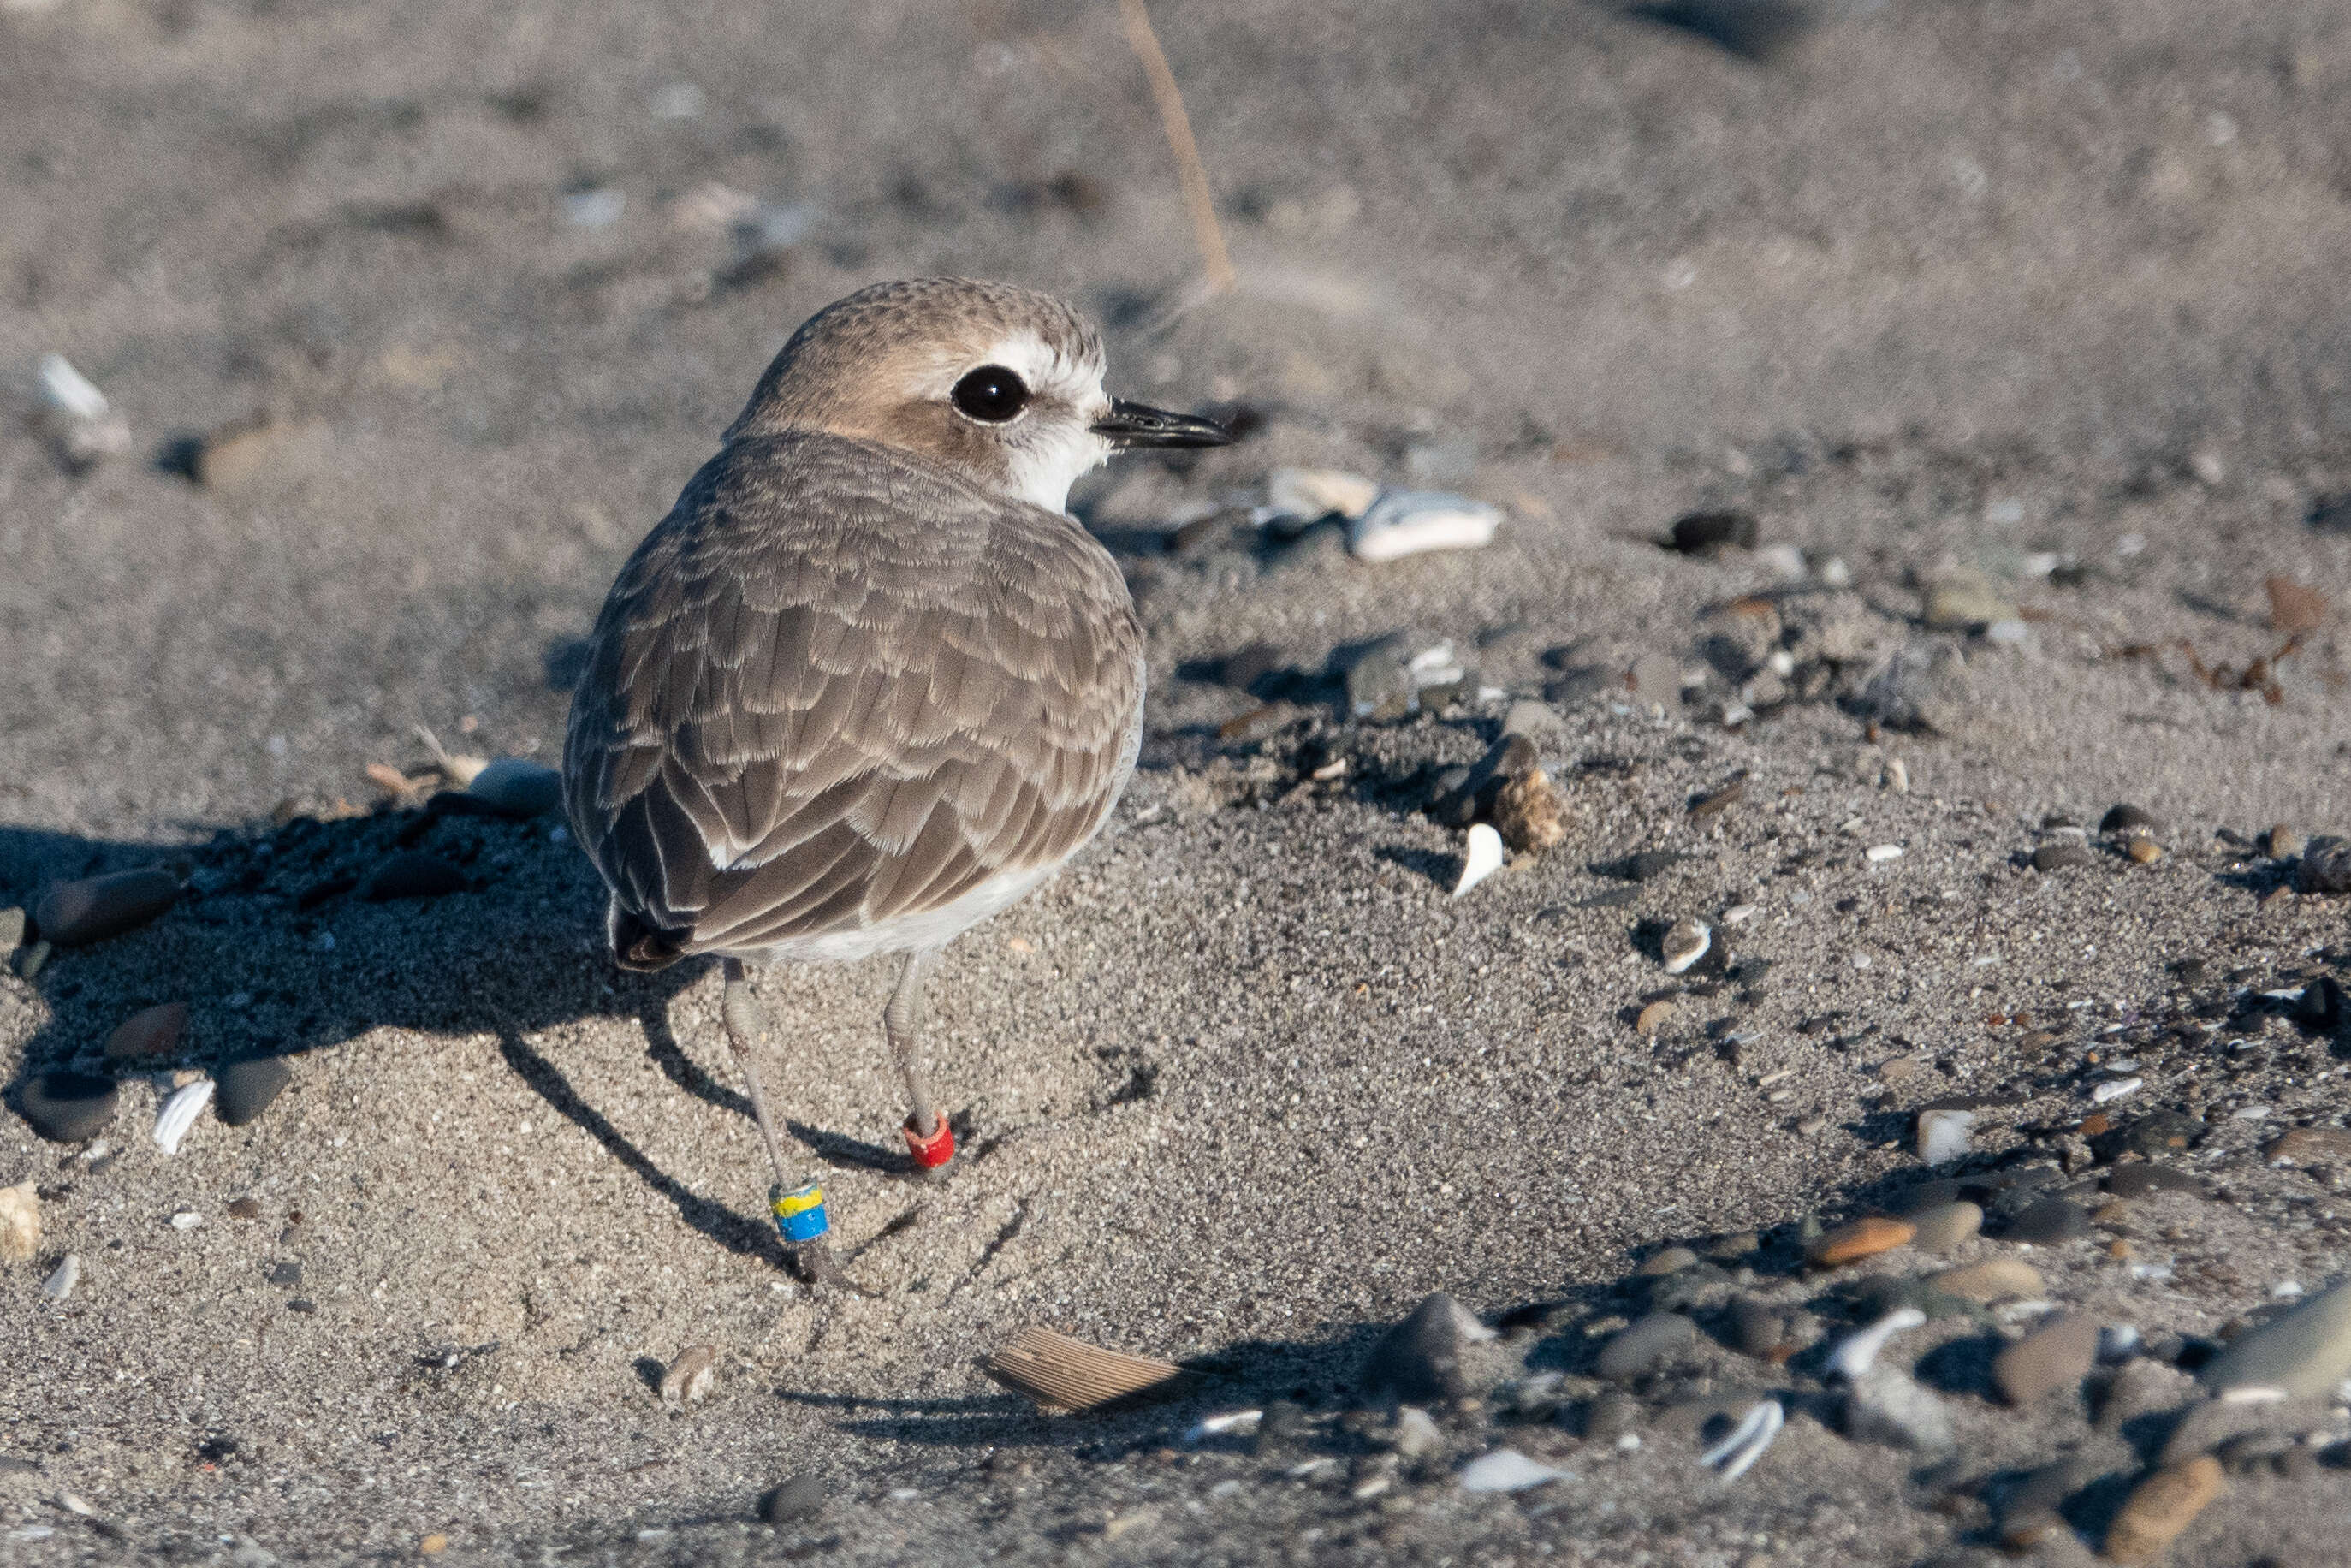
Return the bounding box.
[1118,0,1236,296]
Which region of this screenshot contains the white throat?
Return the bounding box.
[970,330,1112,514]
[1001,423,1112,513]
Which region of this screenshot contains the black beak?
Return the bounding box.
[1091,398,1235,451]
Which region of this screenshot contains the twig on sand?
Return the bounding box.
[1119,0,1236,300]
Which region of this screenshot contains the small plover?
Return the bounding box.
[563,278,1229,1242]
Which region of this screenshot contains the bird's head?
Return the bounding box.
[724,277,1232,512]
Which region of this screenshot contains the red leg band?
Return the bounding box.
[902,1114,954,1169]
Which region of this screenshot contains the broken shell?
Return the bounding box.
[154,1078,215,1156]
[0,1182,39,1262]
[1865,843,1903,864]
[985,1326,1186,1413]
[1348,490,1502,563]
[1916,1108,1975,1165]
[1266,467,1379,522]
[660,1345,718,1406]
[1696,1399,1783,1482]
[1826,1307,1926,1381]
[413,724,488,788]
[1452,823,1505,897]
[1661,918,1712,975]
[1184,1409,1263,1443]
[34,353,132,468]
[1458,1449,1574,1493]
[42,1254,79,1300]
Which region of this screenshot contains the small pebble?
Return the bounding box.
[1387,1406,1446,1460]
[1930,1259,2044,1303]
[2105,1164,2207,1200]
[1807,1215,1915,1268]
[2032,842,2097,872]
[1731,1297,1788,1359]
[1635,1000,1676,1035]
[169,1209,204,1231]
[0,1184,39,1262]
[1494,768,1570,855]
[2265,823,2305,860]
[33,868,177,947]
[1594,1311,1695,1380]
[1864,843,1903,863]
[1360,1292,1496,1404]
[1992,1314,2099,1405]
[2128,837,2164,864]
[2103,1456,2223,1565]
[757,1473,825,1525]
[1665,510,1756,554]
[2100,803,2167,839]
[2298,843,2351,894]
[1660,918,1711,975]
[2002,1197,2091,1244]
[660,1345,719,1405]
[41,1254,79,1301]
[104,1001,188,1062]
[216,1056,294,1127]
[1907,1201,1983,1254]
[466,757,562,817]
[2265,1126,2351,1167]
[0,907,22,951]
[1636,1246,1700,1278]
[2196,1278,2351,1400]
[361,853,468,901]
[18,1071,120,1143]
[227,1197,265,1221]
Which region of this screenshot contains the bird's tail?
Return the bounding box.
[607,900,687,972]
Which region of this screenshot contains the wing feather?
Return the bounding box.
[562,431,1141,961]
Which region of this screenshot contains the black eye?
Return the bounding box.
[950,365,1030,423]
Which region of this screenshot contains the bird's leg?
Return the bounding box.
[719,958,852,1287]
[887,948,954,1169]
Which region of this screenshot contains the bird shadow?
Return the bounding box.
[0,807,906,1273]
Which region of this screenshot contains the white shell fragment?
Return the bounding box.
[169,1209,203,1230]
[33,353,132,466]
[1827,1307,1926,1381]
[1452,824,1505,898]
[1348,490,1502,563]
[1696,1399,1783,1483]
[1266,467,1379,522]
[1865,843,1904,863]
[37,353,110,421]
[154,1078,214,1156]
[1661,918,1712,975]
[2090,1077,2144,1105]
[42,1254,80,1301]
[1916,1108,1976,1165]
[1458,1448,1574,1494]
[1184,1410,1263,1443]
